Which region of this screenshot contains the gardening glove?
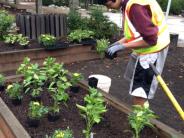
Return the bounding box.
[107,43,126,56]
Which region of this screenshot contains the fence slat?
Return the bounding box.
[63,15,67,36]
[25,15,31,38]
[50,14,55,36]
[35,14,41,38]
[30,15,36,39]
[55,14,60,38]
[40,14,45,35]
[19,15,26,36]
[45,14,50,34]
[59,15,64,36]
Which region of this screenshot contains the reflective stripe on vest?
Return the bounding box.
[124,0,170,55]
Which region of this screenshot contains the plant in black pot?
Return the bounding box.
[48,81,70,122]
[6,83,23,106]
[27,101,48,127]
[96,39,109,58]
[0,74,5,91]
[70,73,84,93]
[68,29,96,45]
[39,34,57,50]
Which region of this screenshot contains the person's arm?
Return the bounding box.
[106,0,122,9]
[122,4,158,49]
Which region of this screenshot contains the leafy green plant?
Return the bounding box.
[48,81,71,115]
[128,102,157,138]
[0,74,5,86]
[17,57,31,75]
[96,39,109,58]
[28,101,48,119]
[39,34,56,47]
[6,83,22,100]
[0,10,14,40]
[70,73,84,86]
[3,34,18,45]
[68,29,94,43]
[76,87,107,138]
[17,35,30,47]
[46,128,73,138]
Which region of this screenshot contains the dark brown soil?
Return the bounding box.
[0,41,42,52]
[65,47,184,134]
[0,84,160,138]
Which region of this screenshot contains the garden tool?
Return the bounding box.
[150,63,184,120]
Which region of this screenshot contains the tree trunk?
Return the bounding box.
[36,0,42,14]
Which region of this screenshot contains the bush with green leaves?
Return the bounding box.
[6,83,22,100]
[55,0,70,6]
[0,10,14,40]
[157,0,184,15]
[28,101,48,119]
[0,74,5,86]
[39,34,56,47]
[68,29,94,42]
[42,0,54,6]
[46,128,73,138]
[76,87,107,138]
[17,35,29,47]
[128,102,157,138]
[96,39,109,58]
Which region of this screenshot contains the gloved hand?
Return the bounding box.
[107,43,126,56]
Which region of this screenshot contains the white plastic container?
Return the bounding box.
[88,74,111,93]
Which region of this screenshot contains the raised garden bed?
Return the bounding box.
[0,75,184,138]
[0,44,99,75]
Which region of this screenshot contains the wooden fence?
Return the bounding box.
[16,14,67,39]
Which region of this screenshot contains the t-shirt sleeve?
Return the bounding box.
[129,4,158,46]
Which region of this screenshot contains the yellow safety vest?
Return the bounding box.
[124,0,170,54]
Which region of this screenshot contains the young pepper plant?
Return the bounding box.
[96,39,109,58]
[128,101,157,138]
[46,127,73,138]
[76,87,107,138]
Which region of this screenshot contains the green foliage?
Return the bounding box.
[3,34,29,47]
[28,101,48,119]
[157,0,184,15]
[0,74,5,86]
[17,57,31,75]
[6,83,22,100]
[39,34,56,47]
[96,39,109,58]
[54,0,70,6]
[47,128,73,138]
[0,10,14,40]
[70,73,84,86]
[76,87,107,138]
[68,29,94,42]
[42,0,54,6]
[128,102,157,138]
[88,9,119,39]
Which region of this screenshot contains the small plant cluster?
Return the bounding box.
[39,34,56,47]
[3,34,30,47]
[96,39,109,58]
[0,10,14,40]
[76,87,107,138]
[0,74,5,90]
[46,128,73,138]
[67,9,119,39]
[68,29,94,43]
[128,102,157,138]
[12,57,84,127]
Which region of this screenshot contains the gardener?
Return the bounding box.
[105,0,170,105]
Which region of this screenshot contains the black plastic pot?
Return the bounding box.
[88,77,98,88]
[80,38,97,46]
[170,33,179,47]
[0,85,5,91]
[11,98,22,106]
[27,117,40,127]
[47,112,60,122]
[43,41,69,50]
[105,51,117,60]
[31,95,41,101]
[70,86,80,93]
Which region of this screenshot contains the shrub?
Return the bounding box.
[39,34,56,47]
[157,0,184,15]
[42,0,54,6]
[0,10,14,40]
[55,0,70,7]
